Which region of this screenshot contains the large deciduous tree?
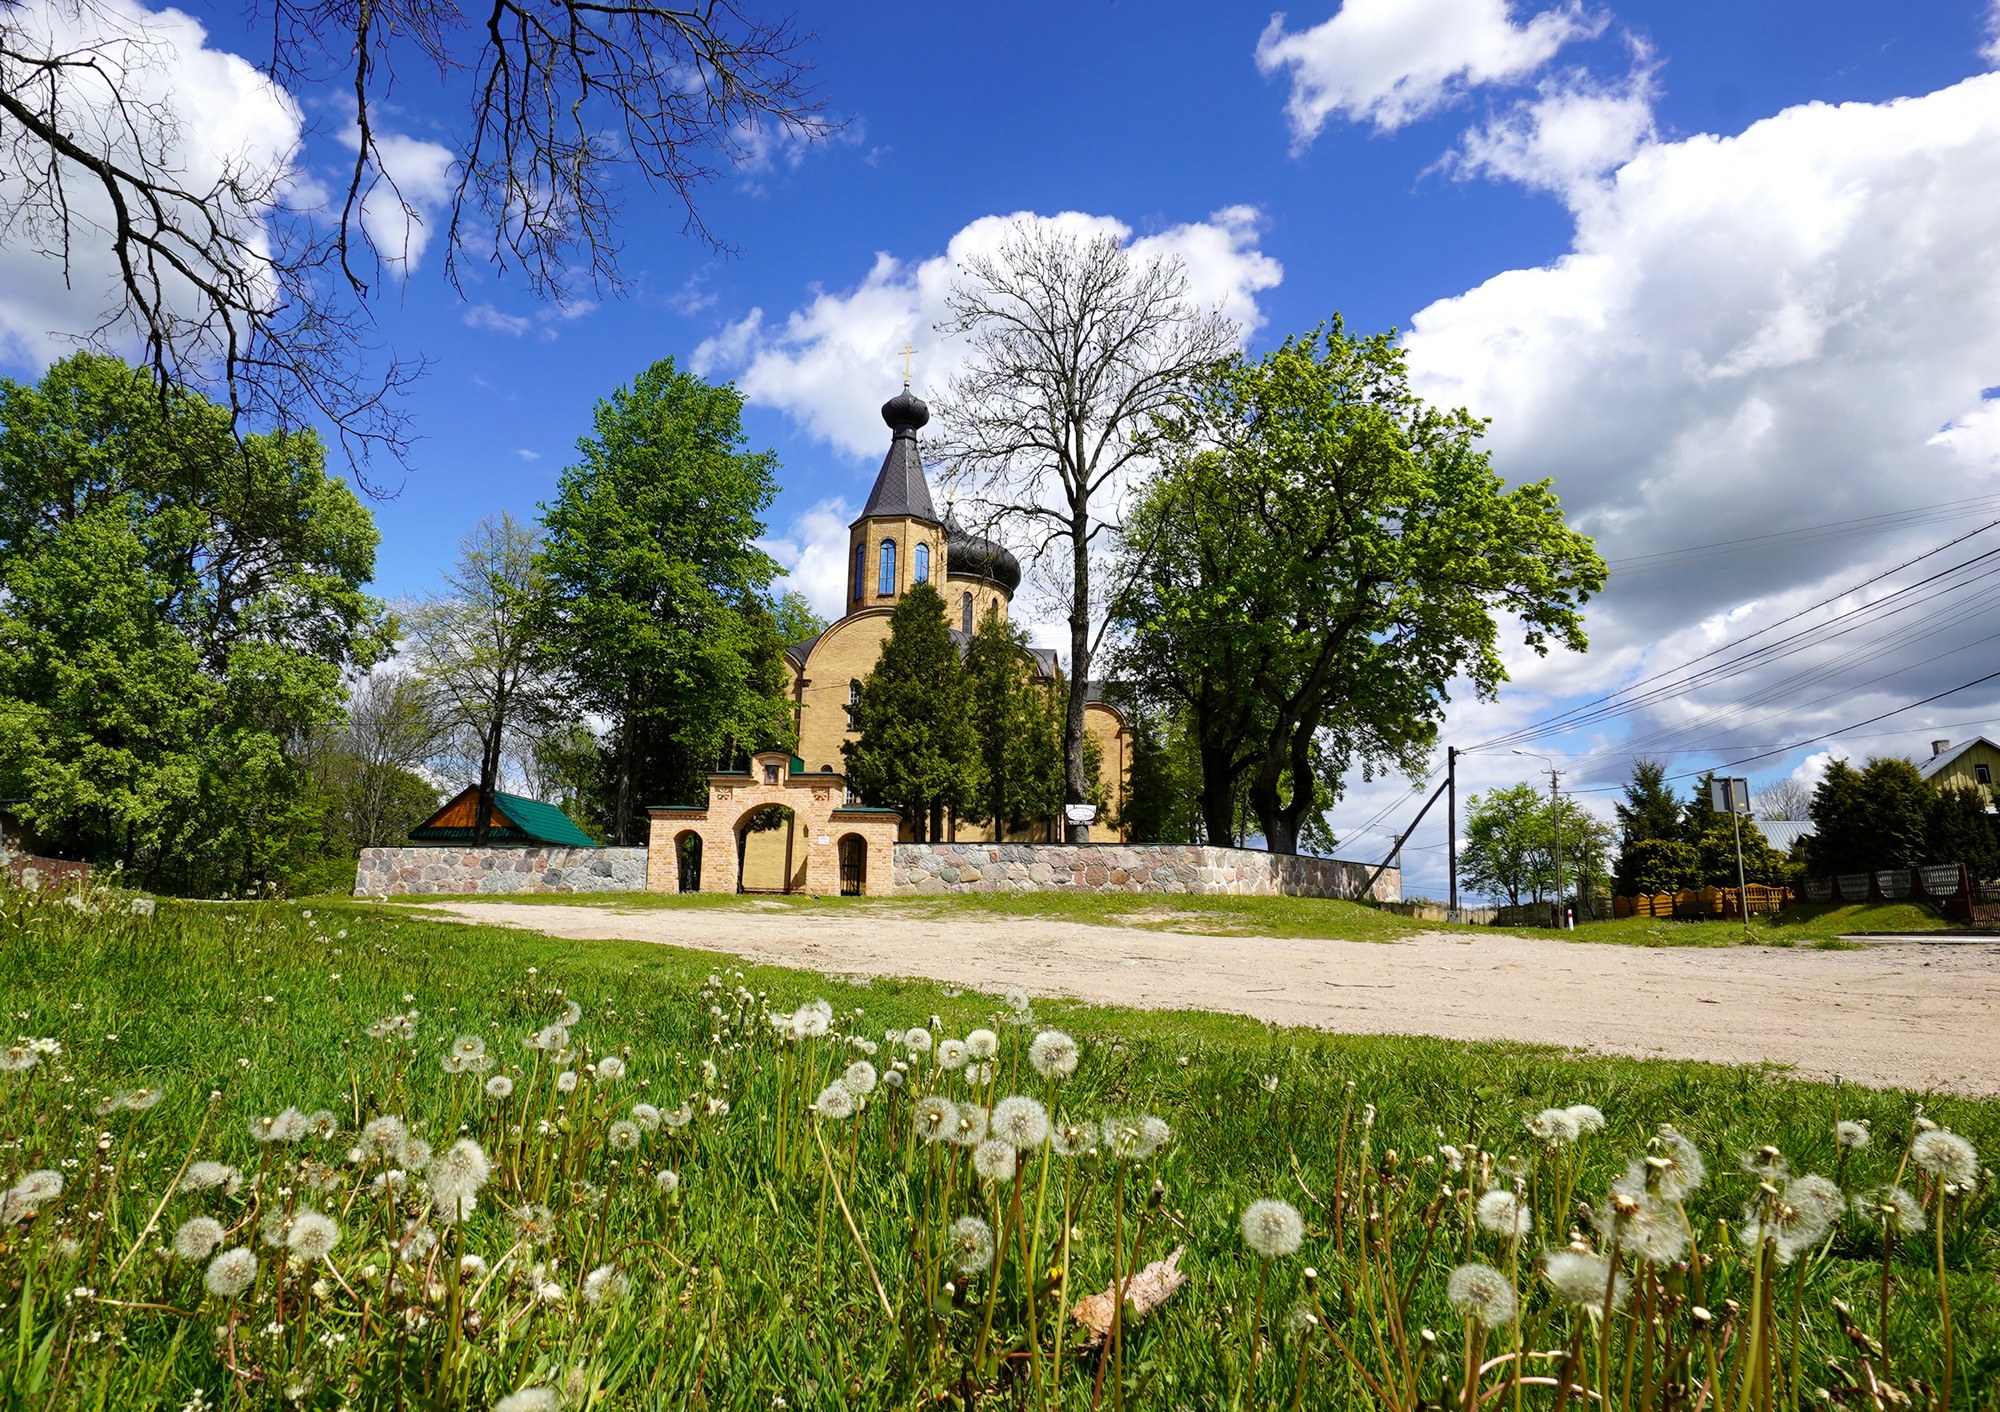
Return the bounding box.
[0,352,386,893]
[842,584,977,842]
[535,359,792,840]
[1114,321,1606,855]
[963,604,1065,840]
[404,513,554,846]
[0,0,826,475]
[935,222,1236,840]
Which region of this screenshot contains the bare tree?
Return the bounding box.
[404,514,559,844]
[342,671,445,846]
[1757,777,1815,821]
[933,223,1236,839]
[0,0,827,484]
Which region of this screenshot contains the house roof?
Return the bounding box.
[409,789,598,847]
[1758,819,1815,852]
[1918,735,2000,781]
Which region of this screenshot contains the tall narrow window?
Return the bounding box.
[846,679,860,731]
[878,539,897,595]
[852,542,866,603]
[913,542,930,584]
[962,591,973,634]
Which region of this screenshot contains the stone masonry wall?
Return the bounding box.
[353,846,647,897]
[890,842,1399,902]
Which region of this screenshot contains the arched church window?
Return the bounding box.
[962,591,973,634]
[914,542,930,584]
[853,542,866,603]
[879,540,897,595]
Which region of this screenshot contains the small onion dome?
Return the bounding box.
[881,390,930,434]
[946,523,1022,594]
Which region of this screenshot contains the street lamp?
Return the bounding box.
[1512,749,1568,929]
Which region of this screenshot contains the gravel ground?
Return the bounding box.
[416,901,2000,1095]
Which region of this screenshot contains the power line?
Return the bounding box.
[1605,494,2000,573]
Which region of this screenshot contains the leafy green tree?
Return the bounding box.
[1621,838,1702,895]
[1928,783,2000,882]
[1691,817,1792,887]
[1856,757,1934,869]
[1116,320,1605,854]
[1117,704,1205,844]
[1461,783,1547,905]
[536,360,791,839]
[963,605,1064,839]
[842,584,978,841]
[1612,759,1681,890]
[0,353,385,894]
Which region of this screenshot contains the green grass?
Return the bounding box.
[0,888,1993,1408]
[364,887,1972,950]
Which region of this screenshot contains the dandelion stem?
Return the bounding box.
[813,1122,893,1320]
[1934,1183,1954,1412]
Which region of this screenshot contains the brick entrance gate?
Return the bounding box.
[646,751,900,896]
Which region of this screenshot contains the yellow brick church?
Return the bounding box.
[777,385,1129,846]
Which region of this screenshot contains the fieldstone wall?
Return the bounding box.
[890,842,1399,902]
[353,846,647,897]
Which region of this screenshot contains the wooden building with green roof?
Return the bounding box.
[409,789,598,848]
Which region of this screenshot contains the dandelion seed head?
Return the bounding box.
[1476,1190,1532,1239]
[1051,1118,1097,1157]
[430,1139,490,1221]
[1543,1250,1626,1309]
[950,1105,988,1148]
[1241,1199,1304,1259]
[1446,1262,1516,1327]
[453,1035,486,1060]
[204,1247,257,1298]
[1028,1029,1079,1079]
[902,1027,933,1053]
[11,1170,62,1204]
[361,1116,408,1158]
[494,1388,559,1412]
[1139,1115,1172,1153]
[1741,1144,1788,1180]
[655,1169,679,1196]
[181,1161,241,1196]
[582,1264,629,1307]
[812,1083,856,1121]
[1853,1185,1924,1234]
[973,1138,1017,1182]
[287,1210,339,1262]
[173,1217,225,1261]
[966,1029,999,1061]
[596,1055,626,1081]
[1527,1108,1582,1145]
[1835,1120,1871,1151]
[607,1121,640,1152]
[509,1204,556,1246]
[555,1071,579,1094]
[948,1215,994,1274]
[1786,1174,1845,1230]
[307,1110,338,1139]
[631,1103,661,1133]
[484,1075,514,1101]
[1909,1129,1978,1185]
[1005,987,1030,1012]
[1601,1193,1687,1267]
[915,1095,957,1143]
[842,1060,877,1096]
[1565,1104,1606,1134]
[936,1040,969,1071]
[991,1095,1049,1150]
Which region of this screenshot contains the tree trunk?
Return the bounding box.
[1197,739,1239,848]
[928,798,944,845]
[614,688,639,846]
[472,716,505,847]
[1064,508,1092,842]
[1251,713,1318,857]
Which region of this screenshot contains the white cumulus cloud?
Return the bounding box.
[1448,55,1657,201]
[759,498,858,626]
[1256,0,1603,139]
[0,0,302,373]
[336,125,456,272]
[694,206,1281,460]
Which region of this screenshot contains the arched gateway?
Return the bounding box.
[646,751,899,895]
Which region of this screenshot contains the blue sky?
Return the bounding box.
[6,0,2000,896]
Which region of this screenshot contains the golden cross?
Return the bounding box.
[899,341,916,388]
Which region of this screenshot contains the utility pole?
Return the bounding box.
[1447,746,1459,914]
[1513,749,1565,929]
[1717,776,1752,941]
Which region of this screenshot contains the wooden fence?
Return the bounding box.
[1614,884,1793,920]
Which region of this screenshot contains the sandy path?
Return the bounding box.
[414,902,2000,1096]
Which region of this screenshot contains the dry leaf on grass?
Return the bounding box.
[1069,1245,1187,1345]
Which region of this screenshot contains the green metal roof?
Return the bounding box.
[491,793,597,847]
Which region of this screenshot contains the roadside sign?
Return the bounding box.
[1063,804,1098,825]
[1710,777,1752,815]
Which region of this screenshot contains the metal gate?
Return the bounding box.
[838,836,864,896]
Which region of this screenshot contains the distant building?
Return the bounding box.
[1758,819,1815,853]
[410,789,598,847]
[1917,736,2000,805]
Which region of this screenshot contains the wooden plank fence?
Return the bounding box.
[1615,864,2000,923]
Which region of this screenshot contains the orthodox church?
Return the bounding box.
[779,385,1130,843]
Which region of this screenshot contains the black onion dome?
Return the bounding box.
[880,389,930,433]
[945,518,1022,594]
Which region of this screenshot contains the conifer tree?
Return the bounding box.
[965,605,1066,839]
[843,584,979,841]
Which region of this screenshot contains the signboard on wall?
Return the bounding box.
[1063,805,1098,825]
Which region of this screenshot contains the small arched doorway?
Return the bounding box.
[737,804,804,893]
[838,834,867,896]
[675,832,703,893]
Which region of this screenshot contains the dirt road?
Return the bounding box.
[417,901,2000,1095]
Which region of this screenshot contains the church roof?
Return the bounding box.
[944,511,1023,593]
[855,389,938,524]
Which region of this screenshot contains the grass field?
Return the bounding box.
[0,885,1993,1409]
[374,887,1967,950]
